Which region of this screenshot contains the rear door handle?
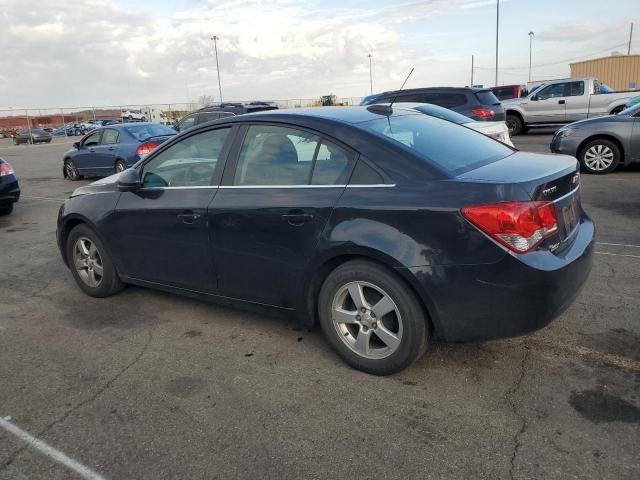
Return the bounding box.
[282,211,313,226]
[178,212,201,224]
[558,99,565,104]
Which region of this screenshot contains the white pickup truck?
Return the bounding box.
[503,77,636,135]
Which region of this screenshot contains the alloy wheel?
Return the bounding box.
[73,237,104,287]
[116,162,126,173]
[331,281,403,359]
[584,144,614,171]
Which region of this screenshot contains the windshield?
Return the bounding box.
[125,124,176,141]
[412,104,471,124]
[358,113,513,175]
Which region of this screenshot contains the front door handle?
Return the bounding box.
[282,210,313,226]
[558,99,565,104]
[89,148,95,152]
[178,212,201,224]
[108,147,115,151]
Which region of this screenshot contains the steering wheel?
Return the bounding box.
[169,162,214,187]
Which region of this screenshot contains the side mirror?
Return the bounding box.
[73,141,81,149]
[117,168,142,192]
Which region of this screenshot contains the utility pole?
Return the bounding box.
[495,0,499,87]
[470,55,474,87]
[528,31,534,82]
[368,54,373,95]
[211,35,223,103]
[628,23,634,55]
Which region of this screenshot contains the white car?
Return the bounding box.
[394,102,515,147]
[121,109,146,121]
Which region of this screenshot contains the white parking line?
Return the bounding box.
[596,242,640,249]
[0,416,107,480]
[595,251,640,260]
[21,195,67,202]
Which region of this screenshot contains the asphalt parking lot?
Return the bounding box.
[0,130,639,480]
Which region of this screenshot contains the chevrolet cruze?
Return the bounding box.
[57,106,594,375]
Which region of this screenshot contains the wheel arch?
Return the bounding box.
[300,249,439,338]
[577,134,625,164]
[505,109,525,123]
[58,215,114,269]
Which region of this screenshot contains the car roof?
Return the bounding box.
[372,87,489,96]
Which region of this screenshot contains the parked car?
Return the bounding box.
[56,106,593,375]
[625,95,640,109]
[121,109,146,121]
[62,123,176,180]
[360,87,505,122]
[491,84,529,101]
[0,158,20,215]
[394,102,514,146]
[176,110,235,132]
[12,128,52,145]
[503,77,636,136]
[550,102,640,174]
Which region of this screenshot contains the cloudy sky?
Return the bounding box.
[0,0,638,109]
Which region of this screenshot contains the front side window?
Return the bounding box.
[178,114,197,131]
[142,128,230,188]
[359,113,513,175]
[101,129,119,145]
[83,130,102,147]
[537,83,566,100]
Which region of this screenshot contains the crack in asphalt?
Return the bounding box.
[505,340,530,480]
[0,328,154,472]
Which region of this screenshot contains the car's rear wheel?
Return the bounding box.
[115,160,127,173]
[0,203,13,215]
[506,113,523,136]
[579,139,620,174]
[66,224,123,297]
[64,158,83,180]
[318,259,429,375]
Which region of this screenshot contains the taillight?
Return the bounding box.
[471,107,495,119]
[0,162,14,176]
[462,201,558,253]
[136,142,158,157]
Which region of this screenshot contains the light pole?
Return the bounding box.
[368,54,373,95]
[494,0,500,86]
[528,31,534,82]
[211,35,223,103]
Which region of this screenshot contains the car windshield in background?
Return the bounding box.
[413,104,472,124]
[32,129,47,134]
[359,113,513,175]
[475,90,500,105]
[125,124,176,141]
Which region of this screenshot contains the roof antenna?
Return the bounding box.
[367,67,415,116]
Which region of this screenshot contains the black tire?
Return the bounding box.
[141,117,147,122]
[318,259,429,375]
[579,139,620,175]
[506,113,523,136]
[66,224,124,298]
[64,158,83,180]
[127,116,133,121]
[610,106,624,115]
[12,138,18,145]
[115,160,127,173]
[0,204,13,216]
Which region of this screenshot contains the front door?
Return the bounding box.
[528,82,567,124]
[74,130,103,175]
[208,124,356,308]
[93,127,121,175]
[111,126,234,292]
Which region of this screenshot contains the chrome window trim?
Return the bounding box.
[137,184,397,190]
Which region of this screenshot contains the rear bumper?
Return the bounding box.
[0,178,20,205]
[409,213,595,342]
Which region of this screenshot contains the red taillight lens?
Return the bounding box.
[471,107,495,119]
[462,201,558,253]
[136,142,158,157]
[0,162,14,176]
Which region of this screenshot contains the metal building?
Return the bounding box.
[570,54,640,91]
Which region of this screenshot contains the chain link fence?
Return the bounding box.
[0,98,364,138]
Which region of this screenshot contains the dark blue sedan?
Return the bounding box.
[62,123,176,180]
[56,107,594,375]
[0,158,20,215]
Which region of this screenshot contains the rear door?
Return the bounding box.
[564,81,588,122]
[528,82,567,123]
[208,123,356,308]
[111,126,234,292]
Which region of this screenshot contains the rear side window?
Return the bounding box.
[476,90,500,105]
[567,81,584,97]
[423,93,467,108]
[101,129,119,145]
[311,140,355,185]
[359,114,513,175]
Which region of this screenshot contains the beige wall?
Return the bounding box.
[570,55,640,91]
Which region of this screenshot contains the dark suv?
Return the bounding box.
[176,102,279,132]
[360,88,504,122]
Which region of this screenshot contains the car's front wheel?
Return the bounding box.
[64,158,83,180]
[66,224,123,297]
[115,160,127,173]
[0,203,13,216]
[318,260,429,375]
[506,113,523,136]
[579,139,620,174]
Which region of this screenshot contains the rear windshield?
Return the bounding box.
[32,128,47,133]
[125,124,175,141]
[358,113,513,175]
[475,90,500,105]
[412,104,471,124]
